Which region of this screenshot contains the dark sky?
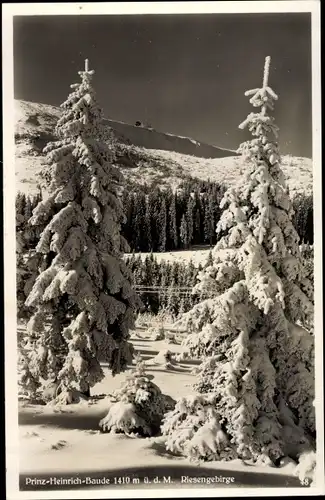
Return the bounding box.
[14,13,312,157]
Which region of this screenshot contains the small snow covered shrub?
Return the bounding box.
[18,350,41,400]
[135,312,153,328]
[151,349,176,369]
[148,325,165,341]
[41,380,61,403]
[165,332,177,344]
[155,309,175,325]
[99,361,175,436]
[175,351,190,363]
[294,450,317,485]
[161,394,236,461]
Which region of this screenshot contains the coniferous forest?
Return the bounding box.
[120,180,314,252]
[16,186,314,318]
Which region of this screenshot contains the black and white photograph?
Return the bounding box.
[3,2,323,498]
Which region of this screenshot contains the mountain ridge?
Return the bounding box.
[15,99,236,159]
[14,99,313,197]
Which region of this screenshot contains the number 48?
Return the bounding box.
[300,478,310,486]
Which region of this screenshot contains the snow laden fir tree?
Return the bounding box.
[99,356,175,437]
[162,57,315,468]
[22,60,140,404]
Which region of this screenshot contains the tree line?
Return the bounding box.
[15,184,314,320]
[120,179,314,252]
[16,184,313,321]
[120,180,227,252]
[125,252,208,317]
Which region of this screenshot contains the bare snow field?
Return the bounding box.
[125,246,240,267]
[14,99,313,197]
[125,247,211,267]
[19,329,302,491]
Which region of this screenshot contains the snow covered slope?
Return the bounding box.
[103,117,235,158]
[18,332,302,489]
[15,99,235,158]
[125,248,212,267]
[14,99,313,196]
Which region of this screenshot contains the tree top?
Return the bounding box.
[78,58,95,77]
[241,56,278,117]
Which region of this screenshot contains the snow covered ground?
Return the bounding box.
[19,329,303,492]
[125,247,211,267]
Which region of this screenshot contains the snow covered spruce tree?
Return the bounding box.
[162,57,315,466]
[99,356,175,436]
[24,60,140,404]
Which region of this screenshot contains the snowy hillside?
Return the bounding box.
[15,99,235,158]
[14,99,313,196]
[104,117,235,158]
